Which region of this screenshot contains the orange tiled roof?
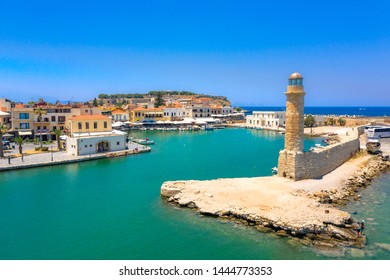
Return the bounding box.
[111,108,127,114]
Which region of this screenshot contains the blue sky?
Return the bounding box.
[1,0,389,106]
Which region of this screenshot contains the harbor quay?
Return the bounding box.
[0,141,150,172]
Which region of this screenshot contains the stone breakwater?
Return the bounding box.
[297,156,390,205]
[161,177,366,248]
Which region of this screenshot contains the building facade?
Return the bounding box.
[0,98,11,126]
[111,108,129,122]
[66,115,126,156]
[246,111,286,129]
[130,107,164,122]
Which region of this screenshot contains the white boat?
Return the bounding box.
[133,138,155,145]
[271,167,278,174]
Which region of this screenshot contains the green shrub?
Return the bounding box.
[41,147,49,151]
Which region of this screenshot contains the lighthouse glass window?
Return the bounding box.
[296,79,302,85]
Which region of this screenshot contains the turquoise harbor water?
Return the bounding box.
[0,128,389,260]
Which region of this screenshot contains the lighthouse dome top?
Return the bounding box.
[289,72,303,79]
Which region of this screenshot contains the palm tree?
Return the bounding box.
[54,129,62,150]
[15,137,24,155]
[34,107,47,148]
[0,122,8,158]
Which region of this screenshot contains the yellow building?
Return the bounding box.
[130,107,164,122]
[66,115,126,156]
[11,106,35,138]
[68,115,112,136]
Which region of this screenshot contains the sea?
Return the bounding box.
[0,110,389,260]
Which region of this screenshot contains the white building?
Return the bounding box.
[66,115,126,156]
[246,111,286,129]
[163,106,185,120]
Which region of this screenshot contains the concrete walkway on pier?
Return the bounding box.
[0,142,150,172]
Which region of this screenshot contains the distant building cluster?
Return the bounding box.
[0,95,244,156]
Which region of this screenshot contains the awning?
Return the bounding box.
[18,131,32,136]
[3,133,13,137]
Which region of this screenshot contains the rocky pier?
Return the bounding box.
[161,176,367,249]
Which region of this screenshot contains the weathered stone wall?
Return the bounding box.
[297,138,360,180]
[278,137,360,180]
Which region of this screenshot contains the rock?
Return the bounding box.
[349,248,365,258]
[276,230,289,237]
[374,243,390,252]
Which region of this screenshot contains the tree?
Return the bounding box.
[98,94,110,99]
[0,122,8,158]
[304,115,316,127]
[154,92,165,108]
[327,117,335,126]
[15,137,24,155]
[34,107,47,148]
[54,129,62,150]
[93,98,98,107]
[338,118,346,126]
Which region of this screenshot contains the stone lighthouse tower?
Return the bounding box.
[284,72,305,152]
[278,72,306,180]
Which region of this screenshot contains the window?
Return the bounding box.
[19,113,29,119]
[90,145,92,147]
[94,122,97,129]
[85,145,87,148]
[20,123,30,129]
[51,116,56,122]
[60,126,64,130]
[86,122,89,129]
[53,126,57,130]
[58,116,65,123]
[104,122,107,128]
[117,142,120,145]
[78,122,82,130]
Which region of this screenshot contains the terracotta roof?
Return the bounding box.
[69,115,110,121]
[111,108,127,114]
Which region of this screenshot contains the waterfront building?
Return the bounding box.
[111,108,129,122]
[211,105,222,115]
[163,105,185,121]
[66,115,126,156]
[186,103,211,118]
[10,105,35,138]
[130,107,164,122]
[222,106,233,115]
[246,111,286,129]
[0,98,11,126]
